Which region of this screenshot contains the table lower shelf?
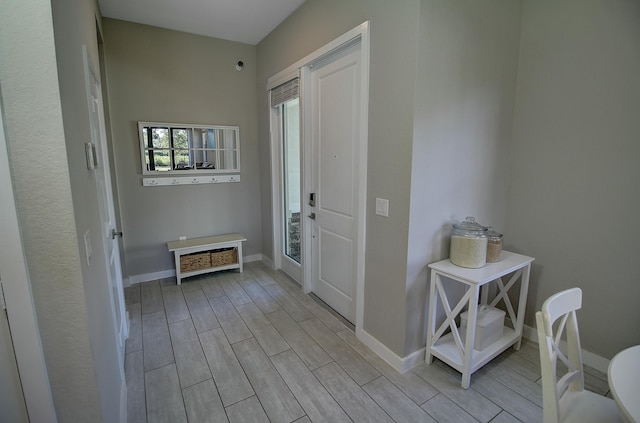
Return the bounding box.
[430,327,520,374]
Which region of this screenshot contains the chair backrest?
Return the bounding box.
[536,287,585,423]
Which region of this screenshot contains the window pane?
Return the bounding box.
[218,149,227,169]
[144,150,152,171]
[192,128,205,148]
[220,150,237,170]
[151,128,169,148]
[215,129,225,149]
[223,129,237,149]
[194,149,216,169]
[193,149,204,167]
[283,99,300,263]
[174,149,191,169]
[172,129,189,149]
[205,129,216,148]
[200,150,216,168]
[146,149,171,171]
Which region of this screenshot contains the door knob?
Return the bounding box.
[308,213,316,220]
[111,229,123,239]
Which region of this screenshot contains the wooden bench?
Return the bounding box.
[167,233,246,285]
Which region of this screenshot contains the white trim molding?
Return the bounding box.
[357,328,424,373]
[267,21,370,91]
[128,269,176,285]
[120,380,127,423]
[261,255,275,270]
[126,254,264,285]
[357,321,611,375]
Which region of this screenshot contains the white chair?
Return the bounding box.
[536,287,624,423]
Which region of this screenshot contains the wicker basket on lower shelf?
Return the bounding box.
[180,252,211,272]
[211,247,238,267]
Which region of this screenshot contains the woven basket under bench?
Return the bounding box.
[179,247,238,272]
[210,247,238,267]
[179,252,211,272]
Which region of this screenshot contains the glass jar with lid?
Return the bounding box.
[486,228,503,263]
[450,216,488,268]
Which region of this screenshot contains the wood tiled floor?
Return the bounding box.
[124,262,611,423]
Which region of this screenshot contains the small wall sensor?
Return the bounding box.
[235,60,244,71]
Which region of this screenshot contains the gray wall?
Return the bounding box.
[257,0,421,356]
[260,0,638,360]
[103,19,262,279]
[257,0,523,358]
[506,0,640,357]
[1,0,119,420]
[407,0,523,354]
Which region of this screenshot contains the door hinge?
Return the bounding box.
[0,281,6,311]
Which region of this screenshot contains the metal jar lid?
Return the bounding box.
[486,228,503,241]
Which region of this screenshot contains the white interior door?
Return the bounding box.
[85,49,128,374]
[0,293,29,422]
[308,42,362,323]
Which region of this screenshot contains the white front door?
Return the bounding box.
[308,42,362,323]
[85,49,128,374]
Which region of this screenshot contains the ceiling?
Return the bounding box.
[98,0,306,45]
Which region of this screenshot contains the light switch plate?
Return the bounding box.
[375,198,389,217]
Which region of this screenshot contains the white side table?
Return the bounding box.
[167,233,246,285]
[426,251,534,388]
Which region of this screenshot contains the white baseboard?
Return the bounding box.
[128,269,176,284]
[261,255,275,269]
[521,323,610,374]
[120,378,127,423]
[244,254,263,263]
[127,255,264,285]
[356,321,610,376]
[356,328,425,373]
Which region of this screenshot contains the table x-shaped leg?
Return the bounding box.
[487,267,529,350]
[426,271,481,388]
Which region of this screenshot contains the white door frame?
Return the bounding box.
[0,84,58,422]
[82,45,128,380]
[269,22,370,330]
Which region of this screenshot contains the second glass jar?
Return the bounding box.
[486,228,503,263]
